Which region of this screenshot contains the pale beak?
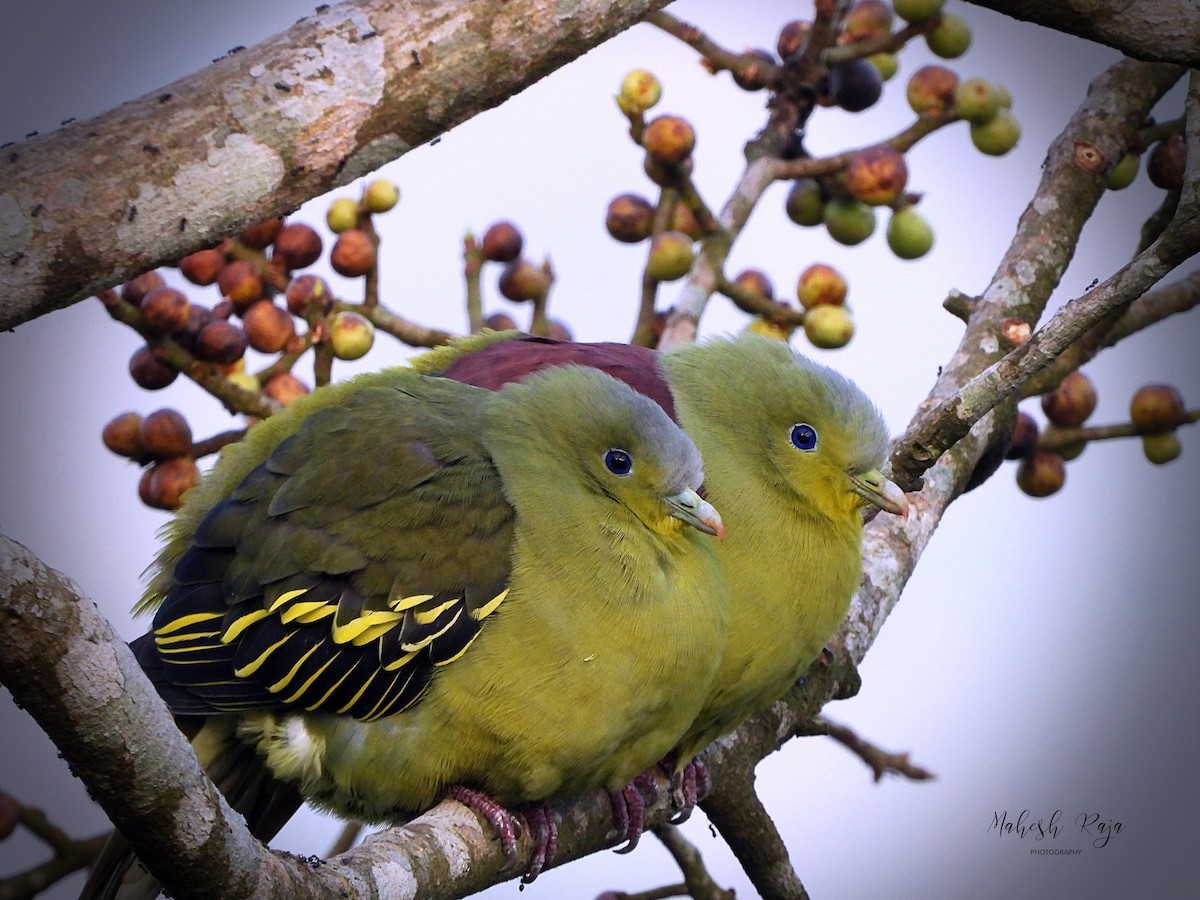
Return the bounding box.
[851,469,910,518]
[665,489,726,540]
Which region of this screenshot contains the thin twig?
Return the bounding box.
[772,111,959,181]
[717,276,806,325]
[630,191,679,346]
[654,824,735,900]
[797,717,936,783]
[527,259,555,337]
[1134,115,1184,149]
[822,19,934,65]
[350,301,456,348]
[1039,410,1199,450]
[190,428,248,459]
[646,11,782,88]
[463,234,485,334]
[0,792,109,900]
[359,216,382,310]
[1138,187,1181,254]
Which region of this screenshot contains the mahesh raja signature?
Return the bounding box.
[988,809,1124,848]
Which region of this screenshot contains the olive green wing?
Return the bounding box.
[145,377,515,723]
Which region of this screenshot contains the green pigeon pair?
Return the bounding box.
[84,333,906,898]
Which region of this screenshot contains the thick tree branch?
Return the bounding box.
[0,0,673,332]
[962,0,1200,66]
[0,534,319,899]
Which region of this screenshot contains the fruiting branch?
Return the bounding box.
[886,58,1186,490]
[822,18,934,64]
[717,276,807,326]
[646,11,783,90]
[344,302,455,348]
[98,289,282,420]
[771,111,958,182]
[463,235,486,334]
[1038,410,1199,451]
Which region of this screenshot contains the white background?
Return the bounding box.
[2,2,1198,898]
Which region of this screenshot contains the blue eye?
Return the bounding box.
[790,423,818,451]
[604,448,633,476]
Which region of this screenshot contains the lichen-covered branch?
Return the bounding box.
[962,0,1200,67]
[0,534,307,899]
[0,0,675,332]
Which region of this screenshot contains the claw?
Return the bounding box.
[519,805,559,883]
[667,758,711,824]
[668,761,698,824]
[609,783,646,853]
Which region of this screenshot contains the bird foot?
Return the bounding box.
[608,782,647,853]
[667,757,710,824]
[445,785,520,864]
[519,804,559,883]
[634,770,660,805]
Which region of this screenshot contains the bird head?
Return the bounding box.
[664,335,908,526]
[487,365,725,541]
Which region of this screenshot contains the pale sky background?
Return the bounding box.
[2,2,1199,898]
